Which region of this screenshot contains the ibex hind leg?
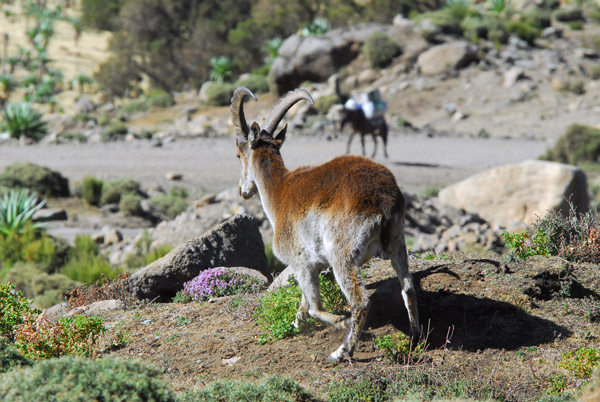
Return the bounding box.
[294,267,347,330]
[389,232,421,341]
[326,264,370,363]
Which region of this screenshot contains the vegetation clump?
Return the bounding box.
[542,124,600,165]
[0,103,48,142]
[0,163,69,197]
[177,268,265,303]
[362,32,401,68]
[0,357,176,401]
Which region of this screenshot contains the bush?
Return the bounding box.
[0,226,63,272]
[100,121,128,140]
[506,20,538,45]
[178,374,315,402]
[362,32,401,69]
[375,332,425,363]
[14,313,105,359]
[235,74,270,95]
[0,282,39,337]
[178,268,265,303]
[553,7,584,22]
[204,82,237,106]
[525,8,552,30]
[0,188,46,236]
[255,270,346,344]
[80,0,123,30]
[541,124,600,165]
[314,94,340,114]
[0,103,48,142]
[559,348,600,379]
[146,90,174,108]
[0,162,70,197]
[65,273,133,309]
[0,337,31,373]
[60,235,118,284]
[81,176,103,206]
[100,178,142,206]
[148,193,188,219]
[119,193,144,216]
[0,356,176,401]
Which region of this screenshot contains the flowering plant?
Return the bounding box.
[178,268,264,302]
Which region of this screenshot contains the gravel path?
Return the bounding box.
[0,133,550,198]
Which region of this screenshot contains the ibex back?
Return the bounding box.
[232,87,420,363]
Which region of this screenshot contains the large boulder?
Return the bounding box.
[270,23,391,95]
[438,160,589,229]
[417,41,477,75]
[127,214,270,301]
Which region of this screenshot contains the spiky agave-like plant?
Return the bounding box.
[0,188,47,235]
[1,102,48,142]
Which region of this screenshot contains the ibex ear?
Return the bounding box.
[273,123,287,149]
[249,122,261,149]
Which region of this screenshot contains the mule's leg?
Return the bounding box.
[388,226,420,339]
[326,263,370,363]
[360,134,366,156]
[346,132,355,154]
[370,133,378,159]
[294,266,347,330]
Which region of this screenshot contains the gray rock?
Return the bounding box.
[504,66,525,87]
[270,23,391,94]
[127,214,271,301]
[438,160,589,229]
[417,42,477,75]
[74,96,97,114]
[33,208,68,222]
[267,266,294,292]
[65,299,126,317]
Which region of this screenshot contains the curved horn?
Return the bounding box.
[231,87,257,137]
[263,88,314,135]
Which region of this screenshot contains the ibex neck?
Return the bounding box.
[252,147,287,227]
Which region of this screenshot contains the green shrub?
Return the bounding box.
[0,337,32,373]
[146,90,174,108]
[15,314,105,360]
[100,121,128,140]
[121,98,149,114]
[178,374,315,402]
[60,234,117,284]
[255,271,346,344]
[375,332,425,363]
[100,178,142,206]
[362,32,401,69]
[590,65,600,80]
[553,7,584,22]
[567,79,585,94]
[209,56,234,83]
[0,282,39,337]
[80,0,122,30]
[0,357,176,401]
[328,377,389,402]
[145,244,173,265]
[204,82,237,106]
[0,188,46,236]
[568,20,584,30]
[0,225,63,272]
[119,193,144,216]
[1,102,48,142]
[1,162,69,197]
[525,8,552,30]
[541,124,600,165]
[461,15,490,39]
[506,20,538,45]
[314,94,340,114]
[235,74,270,95]
[81,176,103,206]
[148,193,188,219]
[559,348,600,379]
[502,229,550,261]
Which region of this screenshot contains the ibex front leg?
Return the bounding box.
[293,266,348,331]
[326,264,370,363]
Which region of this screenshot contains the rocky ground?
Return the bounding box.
[93,254,600,401]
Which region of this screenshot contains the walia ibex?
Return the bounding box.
[231,87,420,363]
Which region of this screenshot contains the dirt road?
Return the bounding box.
[0,133,549,198]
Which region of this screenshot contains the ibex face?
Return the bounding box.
[231,87,313,199]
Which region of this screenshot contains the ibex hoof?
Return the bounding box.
[334,316,349,330]
[325,352,343,364]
